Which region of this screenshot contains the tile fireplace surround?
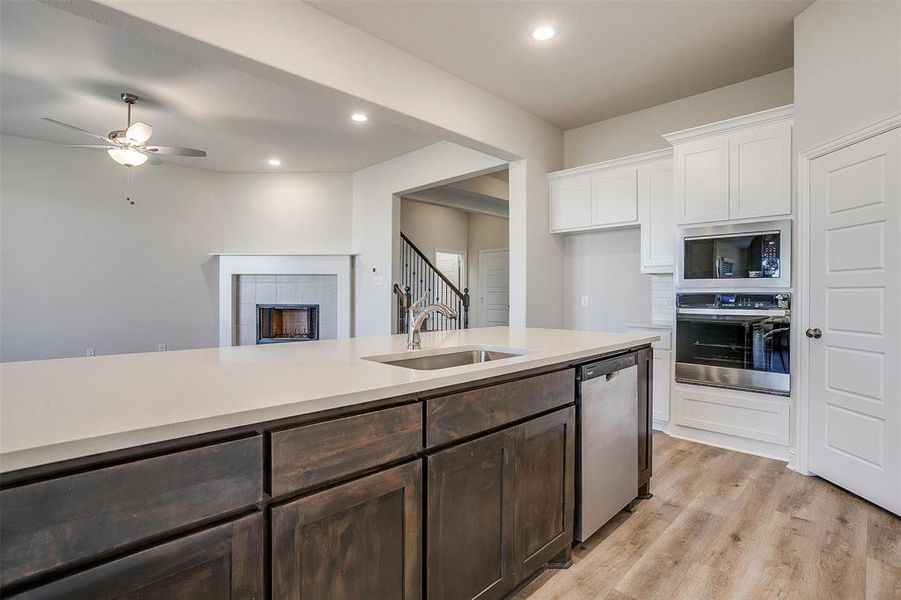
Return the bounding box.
[214,254,352,346]
[237,276,336,345]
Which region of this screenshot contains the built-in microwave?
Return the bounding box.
[676,219,791,289]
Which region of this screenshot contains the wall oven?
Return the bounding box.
[676,219,791,289]
[675,292,791,396]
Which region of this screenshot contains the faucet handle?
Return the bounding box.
[410,291,429,313]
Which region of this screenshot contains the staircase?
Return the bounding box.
[396,232,469,333]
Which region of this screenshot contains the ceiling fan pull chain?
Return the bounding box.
[126,169,136,206]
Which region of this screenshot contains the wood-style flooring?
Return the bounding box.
[517,431,901,600]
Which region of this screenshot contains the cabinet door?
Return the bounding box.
[673,136,729,225]
[638,159,675,273]
[729,122,792,220]
[427,428,515,600]
[549,175,590,232]
[652,349,671,424]
[513,407,575,582]
[590,167,638,227]
[14,514,263,599]
[271,461,422,600]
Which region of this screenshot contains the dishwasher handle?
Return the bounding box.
[580,352,639,382]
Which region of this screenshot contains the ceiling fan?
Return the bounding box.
[42,92,207,167]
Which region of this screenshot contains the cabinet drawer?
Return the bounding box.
[0,436,263,587]
[10,513,264,599]
[270,403,422,497]
[425,370,574,447]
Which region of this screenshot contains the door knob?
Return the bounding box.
[806,328,823,339]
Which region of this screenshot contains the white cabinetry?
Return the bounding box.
[627,325,673,428]
[665,105,793,226]
[590,167,637,227]
[549,175,590,232]
[729,122,792,220]
[672,136,729,224]
[549,149,674,272]
[638,159,675,273]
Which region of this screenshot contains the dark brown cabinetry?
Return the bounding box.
[0,348,650,599]
[271,460,422,600]
[426,407,576,600]
[427,428,516,600]
[10,513,264,599]
[513,407,575,581]
[0,436,263,588]
[636,348,653,494]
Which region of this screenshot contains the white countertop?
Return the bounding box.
[0,327,658,473]
[626,321,674,330]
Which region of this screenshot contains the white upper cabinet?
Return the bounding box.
[638,159,675,273]
[673,136,729,224]
[548,148,671,235]
[665,105,794,226]
[590,167,637,227]
[729,122,792,220]
[549,174,590,232]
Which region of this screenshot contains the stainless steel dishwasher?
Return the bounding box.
[575,356,639,542]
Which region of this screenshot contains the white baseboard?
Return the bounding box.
[666,422,790,462]
[652,418,670,433]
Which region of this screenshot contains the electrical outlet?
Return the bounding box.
[580,295,589,308]
[158,343,167,352]
[86,348,95,357]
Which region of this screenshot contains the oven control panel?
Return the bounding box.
[677,293,790,310]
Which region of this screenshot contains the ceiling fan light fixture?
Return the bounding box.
[107,147,148,167]
[125,121,153,144]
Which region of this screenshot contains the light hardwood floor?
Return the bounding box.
[517,431,901,600]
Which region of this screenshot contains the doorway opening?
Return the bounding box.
[396,168,509,333]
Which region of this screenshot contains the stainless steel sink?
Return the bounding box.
[365,348,523,370]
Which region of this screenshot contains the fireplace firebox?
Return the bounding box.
[256,304,320,344]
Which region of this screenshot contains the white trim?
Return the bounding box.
[794,112,901,476]
[215,254,353,346]
[662,104,794,144]
[547,147,673,179]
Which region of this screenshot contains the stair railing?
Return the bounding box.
[396,232,470,333]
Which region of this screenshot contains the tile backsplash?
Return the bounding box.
[236,274,338,345]
[650,274,675,323]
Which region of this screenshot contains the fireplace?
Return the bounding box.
[256,304,319,344]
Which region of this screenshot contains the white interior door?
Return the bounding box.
[479,249,509,327]
[434,250,464,289]
[808,126,900,515]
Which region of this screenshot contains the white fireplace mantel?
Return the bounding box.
[213,254,353,346]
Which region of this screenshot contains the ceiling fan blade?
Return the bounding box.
[125,121,153,144]
[143,152,163,166]
[42,117,113,143]
[64,144,115,150]
[145,145,206,157]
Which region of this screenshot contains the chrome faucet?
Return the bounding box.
[401,289,458,350]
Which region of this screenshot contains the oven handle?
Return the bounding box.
[676,308,790,317]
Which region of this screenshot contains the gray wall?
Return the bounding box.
[564,68,794,168]
[794,1,901,153]
[564,228,651,332]
[1,134,353,361]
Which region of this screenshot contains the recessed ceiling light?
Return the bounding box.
[267,158,281,167]
[531,25,556,41]
[351,112,368,123]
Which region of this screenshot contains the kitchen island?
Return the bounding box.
[0,327,657,599]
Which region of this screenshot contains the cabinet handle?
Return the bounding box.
[805,328,822,339]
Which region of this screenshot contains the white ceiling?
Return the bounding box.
[311,0,812,130]
[0,2,441,173]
